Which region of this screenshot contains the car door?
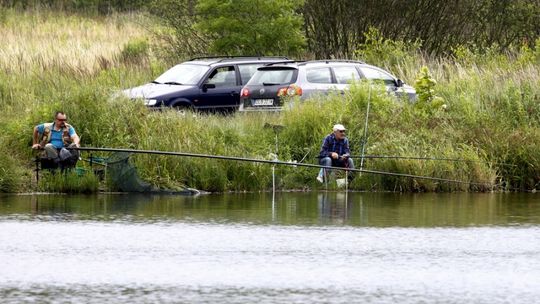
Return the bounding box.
[196,65,241,110]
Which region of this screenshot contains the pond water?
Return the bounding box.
[1,192,539,303]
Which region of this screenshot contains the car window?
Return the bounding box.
[248,68,296,85]
[154,64,210,85]
[333,66,361,84]
[306,67,333,84]
[238,64,264,85]
[359,66,395,85]
[205,66,237,87]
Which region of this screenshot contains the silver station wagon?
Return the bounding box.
[239,60,416,111]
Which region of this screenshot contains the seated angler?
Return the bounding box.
[31,111,81,168]
[317,124,355,183]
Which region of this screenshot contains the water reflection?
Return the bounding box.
[318,192,351,224]
[1,192,539,227]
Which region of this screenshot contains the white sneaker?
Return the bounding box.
[316,175,324,183]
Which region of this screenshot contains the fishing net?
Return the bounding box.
[100,152,199,195]
[104,152,153,192]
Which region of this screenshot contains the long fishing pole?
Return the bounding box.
[75,147,494,188]
[349,155,515,167]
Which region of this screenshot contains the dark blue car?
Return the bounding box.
[123,56,289,112]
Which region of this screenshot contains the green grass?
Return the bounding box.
[38,170,99,194]
[1,8,539,193]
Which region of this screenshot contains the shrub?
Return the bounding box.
[414,66,445,116]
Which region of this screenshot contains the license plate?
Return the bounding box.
[252,99,274,106]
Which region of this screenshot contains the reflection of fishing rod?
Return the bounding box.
[75,147,494,188]
[349,155,515,167]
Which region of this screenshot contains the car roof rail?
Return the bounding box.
[299,59,366,65]
[189,56,290,63]
[263,60,304,66]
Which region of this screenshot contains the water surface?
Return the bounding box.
[1,192,539,303]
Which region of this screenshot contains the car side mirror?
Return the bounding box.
[395,79,404,87]
[202,83,216,92]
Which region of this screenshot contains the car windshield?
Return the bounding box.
[154,64,210,85]
[248,68,297,85]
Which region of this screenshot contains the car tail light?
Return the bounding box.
[241,88,250,97]
[277,85,302,97]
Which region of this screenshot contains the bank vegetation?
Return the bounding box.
[0,5,539,193]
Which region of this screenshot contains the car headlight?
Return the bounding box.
[144,99,158,106]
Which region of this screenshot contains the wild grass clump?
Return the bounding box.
[129,110,282,191]
[0,142,24,193]
[118,38,150,65]
[38,170,99,194]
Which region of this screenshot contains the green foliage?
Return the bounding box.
[147,0,209,62]
[195,0,306,56]
[148,0,307,60]
[0,6,8,24]
[516,38,540,65]
[536,38,540,62]
[414,66,445,116]
[4,0,539,57]
[354,27,421,67]
[450,44,513,67]
[3,9,540,193]
[0,141,23,193]
[118,38,149,65]
[38,170,99,193]
[304,0,539,57]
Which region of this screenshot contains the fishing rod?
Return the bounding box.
[359,84,371,172]
[75,147,494,188]
[348,155,514,166]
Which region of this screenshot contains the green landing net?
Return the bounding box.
[104,152,153,192]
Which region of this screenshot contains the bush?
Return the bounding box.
[414,66,445,116]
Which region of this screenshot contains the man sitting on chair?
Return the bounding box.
[317,124,355,183]
[31,111,80,168]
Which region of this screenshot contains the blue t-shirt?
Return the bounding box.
[37,123,77,149]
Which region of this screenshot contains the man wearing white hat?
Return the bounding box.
[317,124,355,183]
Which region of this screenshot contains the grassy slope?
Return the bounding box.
[0,9,539,193]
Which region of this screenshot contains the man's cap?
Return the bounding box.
[333,124,346,131]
